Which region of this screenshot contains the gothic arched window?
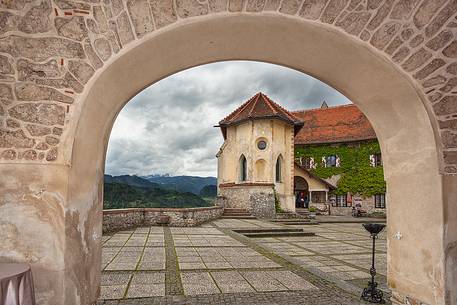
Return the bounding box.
[240,155,247,182]
[275,155,282,182]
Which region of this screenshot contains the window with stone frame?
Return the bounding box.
[335,194,347,207]
[326,155,337,167]
[374,193,386,208]
[374,153,382,167]
[301,156,311,169]
[240,155,247,182]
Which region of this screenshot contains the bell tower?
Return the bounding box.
[216,93,303,215]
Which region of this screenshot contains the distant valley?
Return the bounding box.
[103,174,217,209]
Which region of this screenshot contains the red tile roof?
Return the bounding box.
[218,92,304,140]
[219,92,304,127]
[293,104,377,145]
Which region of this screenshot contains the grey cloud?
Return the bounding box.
[105,61,351,177]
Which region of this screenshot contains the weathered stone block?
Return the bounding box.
[413,0,447,30]
[320,0,348,24]
[439,118,457,129]
[228,0,244,12]
[17,59,62,81]
[424,1,457,38]
[0,0,33,10]
[6,119,20,129]
[443,41,457,58]
[423,75,446,88]
[442,131,457,148]
[429,91,443,103]
[127,0,154,37]
[53,127,63,136]
[385,36,403,55]
[45,136,59,146]
[402,48,432,72]
[392,46,410,63]
[444,151,457,164]
[440,77,457,93]
[94,38,112,61]
[35,142,49,150]
[400,28,413,41]
[36,72,84,94]
[112,0,125,16]
[413,59,446,80]
[9,103,65,126]
[55,17,88,42]
[0,55,13,75]
[299,0,328,20]
[446,63,457,75]
[94,5,109,33]
[0,83,13,101]
[176,0,209,18]
[54,0,91,10]
[149,0,177,28]
[84,42,103,69]
[46,147,58,161]
[0,36,85,61]
[15,83,73,104]
[336,12,371,35]
[0,129,35,148]
[246,0,265,12]
[22,149,37,160]
[279,0,301,15]
[68,60,95,85]
[366,0,394,31]
[18,0,52,34]
[425,30,453,51]
[0,11,20,35]
[390,0,420,20]
[409,34,424,47]
[208,0,229,12]
[106,23,121,53]
[433,96,457,116]
[0,149,16,160]
[116,11,135,46]
[370,22,401,50]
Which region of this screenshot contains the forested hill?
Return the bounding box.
[142,175,216,195]
[103,175,214,209]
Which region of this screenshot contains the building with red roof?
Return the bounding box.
[216,93,386,217]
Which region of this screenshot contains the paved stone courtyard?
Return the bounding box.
[99,219,388,304]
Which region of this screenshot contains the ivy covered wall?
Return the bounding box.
[295,140,386,196]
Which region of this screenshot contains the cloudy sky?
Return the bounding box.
[105,61,351,177]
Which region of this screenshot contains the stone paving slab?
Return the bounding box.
[100,221,389,303]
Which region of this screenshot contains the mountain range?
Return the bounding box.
[103,174,217,209]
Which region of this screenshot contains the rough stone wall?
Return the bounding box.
[0,0,456,173]
[102,206,223,233]
[250,192,275,218]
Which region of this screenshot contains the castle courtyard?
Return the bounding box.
[98,219,387,304]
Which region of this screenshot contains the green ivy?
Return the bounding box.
[295,140,386,196]
[273,187,284,213]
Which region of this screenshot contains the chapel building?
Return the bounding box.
[216,92,386,217]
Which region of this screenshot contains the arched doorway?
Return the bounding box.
[0,12,455,305]
[294,176,309,209]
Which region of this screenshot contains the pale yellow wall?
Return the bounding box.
[294,165,330,191]
[217,119,295,210]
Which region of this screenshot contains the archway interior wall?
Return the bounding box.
[68,15,445,305]
[0,6,453,305]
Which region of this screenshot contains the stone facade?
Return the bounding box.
[0,2,456,305]
[329,194,386,216]
[102,206,223,233]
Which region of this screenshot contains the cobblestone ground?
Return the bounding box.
[99,219,388,305]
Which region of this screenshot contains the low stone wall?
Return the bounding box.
[102,206,223,233]
[218,184,275,218]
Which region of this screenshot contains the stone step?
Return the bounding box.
[220,215,257,219]
[281,221,319,225]
[242,231,316,238]
[223,213,252,216]
[223,208,248,213]
[233,228,304,234]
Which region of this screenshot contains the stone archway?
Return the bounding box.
[0,3,456,305]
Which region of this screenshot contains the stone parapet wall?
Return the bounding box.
[102,206,223,233]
